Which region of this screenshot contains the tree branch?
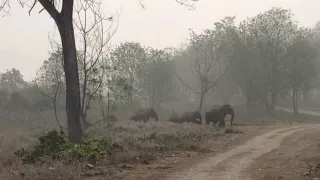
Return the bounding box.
[38,0,62,23]
[174,70,200,95]
[0,0,9,14]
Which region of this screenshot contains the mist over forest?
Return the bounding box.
[1,1,320,179]
[1,7,319,123]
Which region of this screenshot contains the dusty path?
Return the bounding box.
[163,124,319,180]
[276,106,320,116]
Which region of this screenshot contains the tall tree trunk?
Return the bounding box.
[292,89,298,115]
[58,1,84,143]
[302,91,307,101]
[270,90,276,112]
[62,36,84,142]
[245,90,253,109]
[38,0,84,143]
[199,91,205,113]
[81,71,90,127]
[128,76,133,104]
[270,55,277,112]
[261,94,272,113]
[245,83,254,109]
[61,32,84,142]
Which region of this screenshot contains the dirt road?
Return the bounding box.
[163,124,319,180]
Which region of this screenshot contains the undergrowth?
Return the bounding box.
[14,130,123,164]
[14,129,213,165]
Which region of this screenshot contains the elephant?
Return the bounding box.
[168,110,180,123]
[129,108,158,123]
[205,104,235,128]
[178,110,202,124]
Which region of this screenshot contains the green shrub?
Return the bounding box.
[14,130,123,164]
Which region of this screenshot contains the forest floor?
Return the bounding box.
[1,109,320,180]
[116,110,320,180]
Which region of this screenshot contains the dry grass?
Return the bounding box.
[0,106,311,180]
[0,161,85,180]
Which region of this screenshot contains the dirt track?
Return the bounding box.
[163,124,319,180]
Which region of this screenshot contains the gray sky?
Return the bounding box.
[0,0,319,81]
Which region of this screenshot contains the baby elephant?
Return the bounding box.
[129,108,159,123]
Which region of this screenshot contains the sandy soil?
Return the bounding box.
[246,125,320,180]
[159,124,319,180]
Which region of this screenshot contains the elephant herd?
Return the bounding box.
[129,104,235,128]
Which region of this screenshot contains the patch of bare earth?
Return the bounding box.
[246,125,320,180]
[152,124,317,180]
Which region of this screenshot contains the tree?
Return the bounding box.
[238,7,297,112]
[176,31,222,112]
[283,28,318,114]
[73,0,118,127]
[211,16,242,104]
[176,17,236,113]
[35,49,65,132]
[109,42,148,104]
[0,68,26,92]
[102,75,129,125]
[137,48,175,108]
[27,0,85,143]
[0,69,32,112]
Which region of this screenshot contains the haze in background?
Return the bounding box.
[0,0,319,81]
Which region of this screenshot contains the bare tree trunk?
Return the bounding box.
[245,83,255,109]
[38,0,84,143]
[245,89,252,108]
[56,1,84,143]
[107,90,110,121]
[81,71,89,126]
[260,94,272,113]
[302,91,307,101]
[53,83,63,134]
[35,81,64,134]
[199,91,205,113]
[292,89,299,115]
[128,76,133,104]
[270,91,276,112]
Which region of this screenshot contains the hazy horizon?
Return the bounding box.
[0,0,319,81]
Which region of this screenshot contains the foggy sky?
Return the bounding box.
[0,0,319,81]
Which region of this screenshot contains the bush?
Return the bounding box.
[14,130,123,164]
